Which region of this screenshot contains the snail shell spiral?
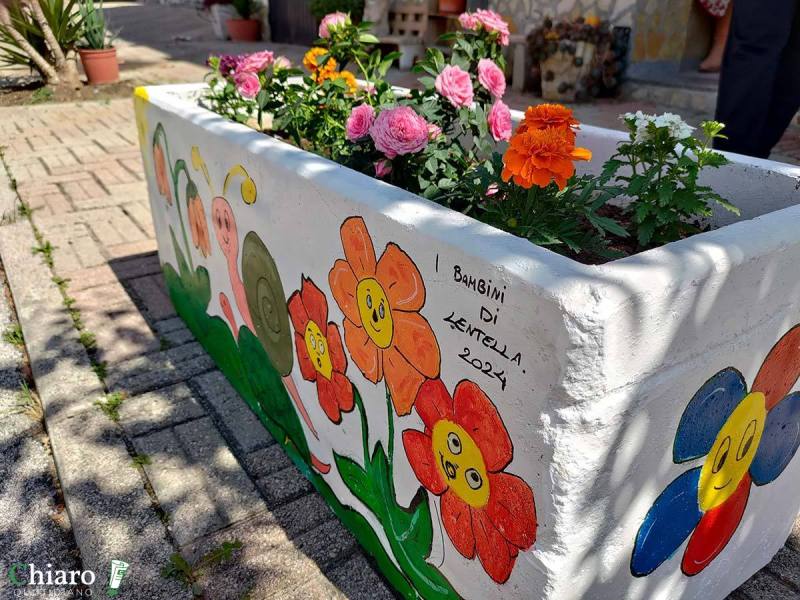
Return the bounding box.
[242,231,293,376]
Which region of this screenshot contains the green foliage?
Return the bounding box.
[2,323,24,348]
[91,359,107,381]
[131,454,152,467]
[609,116,737,248]
[0,0,84,74]
[30,86,54,104]
[17,201,32,218]
[79,0,115,49]
[230,0,258,19]
[309,0,364,21]
[475,153,626,257]
[161,541,242,596]
[78,330,96,351]
[95,391,125,422]
[32,239,55,268]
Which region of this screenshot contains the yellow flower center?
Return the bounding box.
[356,278,393,349]
[698,392,766,510]
[431,420,490,508]
[304,320,332,379]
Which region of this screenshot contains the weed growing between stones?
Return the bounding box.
[31,239,55,268]
[131,454,152,467]
[2,322,23,347]
[161,540,243,596]
[95,391,126,422]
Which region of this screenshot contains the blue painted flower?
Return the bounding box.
[631,325,800,577]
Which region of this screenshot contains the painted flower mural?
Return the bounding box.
[153,136,172,205]
[288,277,354,423]
[403,378,537,583]
[328,216,440,415]
[187,183,212,258]
[631,325,800,577]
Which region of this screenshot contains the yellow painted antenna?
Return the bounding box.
[223,164,257,205]
[191,146,213,191]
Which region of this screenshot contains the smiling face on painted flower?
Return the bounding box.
[304,320,332,379]
[698,391,766,510]
[355,278,393,348]
[431,420,490,507]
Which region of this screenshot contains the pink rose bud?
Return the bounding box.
[486,182,500,197]
[319,11,349,38]
[369,106,429,158]
[237,50,274,74]
[477,58,506,99]
[474,9,510,46]
[273,55,291,70]
[434,64,474,109]
[374,159,392,178]
[488,100,512,142]
[427,122,443,140]
[234,71,260,99]
[458,11,479,30]
[346,104,375,141]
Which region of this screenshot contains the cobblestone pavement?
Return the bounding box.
[0,267,84,599]
[0,101,395,599]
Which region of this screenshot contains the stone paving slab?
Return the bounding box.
[117,382,206,437]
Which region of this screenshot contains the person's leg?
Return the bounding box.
[760,2,800,156]
[700,3,732,73]
[714,0,797,157]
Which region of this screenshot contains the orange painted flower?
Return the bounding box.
[287,277,354,423]
[402,379,537,583]
[516,103,580,139]
[501,126,592,190]
[153,139,172,205]
[187,190,211,258]
[303,47,338,83]
[328,217,440,415]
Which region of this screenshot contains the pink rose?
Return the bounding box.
[435,65,474,108]
[427,122,443,140]
[458,12,478,29]
[234,71,260,99]
[369,106,429,158]
[238,50,274,74]
[486,182,500,197]
[346,104,375,141]
[319,11,349,38]
[477,58,506,99]
[374,159,392,178]
[474,9,510,46]
[273,55,291,70]
[488,100,512,142]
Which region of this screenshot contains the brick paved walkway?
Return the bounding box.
[1,98,800,598]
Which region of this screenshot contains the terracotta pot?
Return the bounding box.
[437,0,465,14]
[78,47,119,85]
[226,18,261,41]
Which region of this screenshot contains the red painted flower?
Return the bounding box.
[402,379,537,583]
[153,139,172,205]
[287,277,354,423]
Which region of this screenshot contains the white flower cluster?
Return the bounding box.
[620,111,695,143]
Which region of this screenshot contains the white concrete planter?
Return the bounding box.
[135,83,800,600]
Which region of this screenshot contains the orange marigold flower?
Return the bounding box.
[303,47,338,83]
[334,70,357,94]
[517,103,580,139]
[501,126,592,190]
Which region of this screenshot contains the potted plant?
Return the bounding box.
[77,0,118,85]
[226,0,261,42]
[527,16,629,101]
[204,0,238,40]
[134,12,800,600]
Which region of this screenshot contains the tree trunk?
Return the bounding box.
[0,2,60,84]
[24,0,81,89]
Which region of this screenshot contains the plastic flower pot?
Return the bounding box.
[226,18,261,41]
[438,0,465,14]
[78,47,119,85]
[134,83,800,600]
